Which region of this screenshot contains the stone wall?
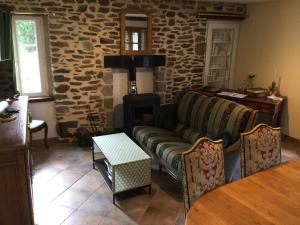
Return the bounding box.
[1,0,246,137]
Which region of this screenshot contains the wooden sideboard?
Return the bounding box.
[196,89,286,127]
[0,96,34,225]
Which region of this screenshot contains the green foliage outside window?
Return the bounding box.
[16,20,37,52]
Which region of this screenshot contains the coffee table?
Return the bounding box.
[92,133,151,203]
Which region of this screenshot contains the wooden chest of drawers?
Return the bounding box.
[0,96,34,225]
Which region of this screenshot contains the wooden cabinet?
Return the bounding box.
[0,96,34,225]
[204,21,239,89]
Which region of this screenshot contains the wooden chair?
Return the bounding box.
[240,123,281,178]
[28,112,48,149]
[182,138,225,214]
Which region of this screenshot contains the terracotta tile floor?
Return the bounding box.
[32,136,300,225]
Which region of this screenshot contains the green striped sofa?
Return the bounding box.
[133,91,257,182]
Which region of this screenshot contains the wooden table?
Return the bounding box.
[186,158,300,225]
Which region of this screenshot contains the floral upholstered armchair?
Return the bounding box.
[182,138,225,214]
[240,123,281,177]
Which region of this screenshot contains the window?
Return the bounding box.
[12,15,50,97]
[125,27,146,51]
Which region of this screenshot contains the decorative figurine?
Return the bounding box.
[268,80,281,97]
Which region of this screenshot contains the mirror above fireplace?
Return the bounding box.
[120,8,152,55]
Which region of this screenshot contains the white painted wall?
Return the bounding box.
[234,0,300,139]
[29,101,57,140]
[112,68,154,128]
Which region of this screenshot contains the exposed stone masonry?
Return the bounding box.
[1,0,245,137]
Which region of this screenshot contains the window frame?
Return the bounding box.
[12,15,50,97]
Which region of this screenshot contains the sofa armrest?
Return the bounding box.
[153,103,177,130]
[223,109,257,153]
[245,109,258,132]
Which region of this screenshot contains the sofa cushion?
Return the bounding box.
[175,123,202,144]
[156,141,192,177]
[133,126,189,153]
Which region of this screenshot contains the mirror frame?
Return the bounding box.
[120,8,152,55]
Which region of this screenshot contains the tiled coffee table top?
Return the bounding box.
[93,133,150,166]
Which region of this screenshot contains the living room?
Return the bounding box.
[0,0,300,225]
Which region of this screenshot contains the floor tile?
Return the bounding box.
[52,188,93,209]
[33,183,68,213]
[116,185,157,205]
[34,203,74,225]
[116,194,150,221]
[149,190,183,213]
[33,167,62,184]
[61,210,102,225]
[78,193,113,216]
[67,161,93,174]
[95,183,112,196]
[106,205,137,224]
[98,215,134,225]
[71,172,104,192]
[48,158,77,170]
[33,197,50,215]
[88,168,102,177]
[49,170,84,187]
[137,206,178,225]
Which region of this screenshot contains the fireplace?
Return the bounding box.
[104,55,165,134]
[123,93,160,136]
[104,55,166,94]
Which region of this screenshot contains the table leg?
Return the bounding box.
[113,194,116,204]
[148,184,151,194]
[92,143,95,169]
